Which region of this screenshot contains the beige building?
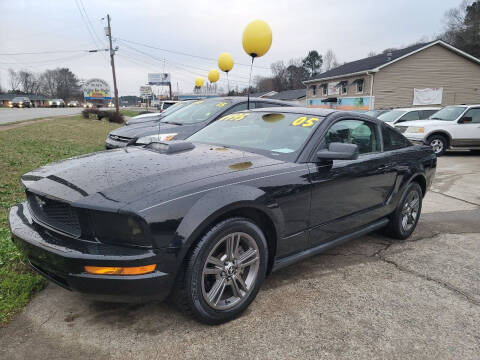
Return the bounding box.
[303,40,480,110]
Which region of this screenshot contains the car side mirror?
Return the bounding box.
[316,142,359,161]
[458,116,472,124]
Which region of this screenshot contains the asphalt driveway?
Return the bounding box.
[1,153,479,360]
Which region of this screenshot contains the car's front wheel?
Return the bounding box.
[175,217,268,324]
[427,134,447,156]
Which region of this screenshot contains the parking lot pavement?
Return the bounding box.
[0,108,83,125]
[1,153,479,360]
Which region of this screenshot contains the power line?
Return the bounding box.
[0,49,98,56]
[115,37,271,70]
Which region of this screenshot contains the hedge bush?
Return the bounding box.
[81,108,124,123]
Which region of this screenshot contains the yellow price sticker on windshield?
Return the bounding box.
[219,113,250,121]
[216,102,228,107]
[193,100,204,105]
[291,116,319,127]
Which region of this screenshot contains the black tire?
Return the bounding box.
[172,217,268,324]
[427,134,448,156]
[384,182,423,240]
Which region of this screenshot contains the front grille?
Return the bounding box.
[27,193,81,237]
[395,126,407,133]
[108,134,131,142]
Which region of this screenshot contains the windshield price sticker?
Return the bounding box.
[216,102,228,107]
[219,113,250,121]
[193,100,204,105]
[291,116,319,127]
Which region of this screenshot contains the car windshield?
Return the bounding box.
[12,97,24,101]
[429,106,466,121]
[188,111,322,155]
[161,99,232,124]
[378,110,406,122]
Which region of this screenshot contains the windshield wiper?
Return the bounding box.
[162,121,183,125]
[430,117,442,120]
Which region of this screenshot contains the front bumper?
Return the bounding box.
[105,137,130,149]
[9,202,173,303]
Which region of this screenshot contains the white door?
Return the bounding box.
[449,108,480,147]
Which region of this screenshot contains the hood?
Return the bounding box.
[109,122,203,140]
[110,122,180,138]
[21,143,282,210]
[126,113,162,125]
[395,119,451,127]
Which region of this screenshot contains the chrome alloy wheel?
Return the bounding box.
[401,190,420,232]
[201,232,260,310]
[430,139,444,154]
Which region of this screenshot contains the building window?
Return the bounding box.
[312,85,317,96]
[356,80,364,94]
[341,84,347,95]
[322,85,327,96]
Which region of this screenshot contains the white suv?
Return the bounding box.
[395,105,480,155]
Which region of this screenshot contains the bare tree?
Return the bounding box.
[323,49,339,72]
[271,61,288,91]
[367,51,377,57]
[8,69,21,91]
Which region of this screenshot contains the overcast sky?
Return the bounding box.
[0,0,461,96]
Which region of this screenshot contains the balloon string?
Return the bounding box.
[247,57,254,109]
[227,72,230,95]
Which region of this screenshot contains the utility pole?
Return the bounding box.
[106,14,119,114]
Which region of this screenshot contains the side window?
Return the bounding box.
[256,102,283,108]
[420,110,436,119]
[382,126,411,151]
[324,119,380,154]
[399,111,419,121]
[462,108,480,123]
[219,102,248,117]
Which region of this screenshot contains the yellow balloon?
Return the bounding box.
[208,69,220,83]
[242,20,272,58]
[195,77,204,87]
[218,52,234,72]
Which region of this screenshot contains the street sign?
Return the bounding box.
[139,86,152,97]
[148,73,171,85]
[83,78,111,100]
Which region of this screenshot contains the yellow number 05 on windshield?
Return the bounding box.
[291,116,319,127]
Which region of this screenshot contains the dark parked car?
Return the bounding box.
[9,108,436,324]
[105,97,294,149]
[125,100,195,126]
[9,96,32,108]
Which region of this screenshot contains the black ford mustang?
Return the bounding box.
[9,107,436,324]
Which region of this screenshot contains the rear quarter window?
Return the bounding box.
[382,126,411,151]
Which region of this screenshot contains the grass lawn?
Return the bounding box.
[120,109,148,117]
[0,116,121,324]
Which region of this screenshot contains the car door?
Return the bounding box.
[449,107,480,147]
[308,117,396,246]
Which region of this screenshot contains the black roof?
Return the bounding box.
[250,106,336,117]
[306,42,433,82]
[267,89,306,100]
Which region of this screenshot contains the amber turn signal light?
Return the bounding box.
[84,264,156,275]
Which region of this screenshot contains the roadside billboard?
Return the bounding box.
[148,73,171,85]
[83,78,111,100]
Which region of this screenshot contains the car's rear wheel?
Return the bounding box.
[427,134,447,156]
[174,217,268,324]
[385,182,423,240]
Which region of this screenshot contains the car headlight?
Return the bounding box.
[136,133,177,144]
[89,211,150,247]
[406,126,424,134]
